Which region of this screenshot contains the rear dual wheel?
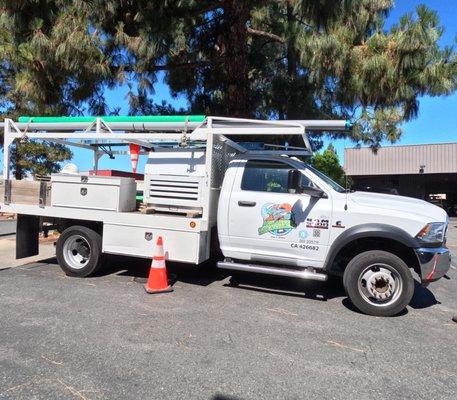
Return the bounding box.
[56,225,103,277]
[343,250,415,317]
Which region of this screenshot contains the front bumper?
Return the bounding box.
[414,247,451,283]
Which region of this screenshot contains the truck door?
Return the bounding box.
[227,159,332,268]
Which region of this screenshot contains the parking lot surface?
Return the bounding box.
[0,222,456,399]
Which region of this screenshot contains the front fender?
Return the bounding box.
[324,223,420,272]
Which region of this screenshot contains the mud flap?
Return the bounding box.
[16,214,40,259]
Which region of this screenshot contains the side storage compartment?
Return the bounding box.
[51,174,136,212]
[102,223,207,264]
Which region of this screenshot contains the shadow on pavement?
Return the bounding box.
[409,281,440,309]
[18,255,440,313]
[340,298,409,317]
[101,256,230,286]
[97,255,346,301]
[224,273,346,302]
[212,395,243,400]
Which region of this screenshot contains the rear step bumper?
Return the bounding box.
[217,261,327,281]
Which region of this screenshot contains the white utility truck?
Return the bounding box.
[0,116,451,316]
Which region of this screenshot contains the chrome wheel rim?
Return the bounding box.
[358,263,403,307]
[63,235,91,270]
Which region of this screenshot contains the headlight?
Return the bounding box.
[416,222,447,244]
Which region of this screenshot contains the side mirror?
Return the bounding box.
[288,169,327,198]
[301,186,327,198]
[288,169,302,192]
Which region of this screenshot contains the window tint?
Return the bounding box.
[241,160,311,193]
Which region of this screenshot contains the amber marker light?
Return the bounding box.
[190,221,196,228]
[416,224,431,239]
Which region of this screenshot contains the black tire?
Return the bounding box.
[343,250,414,317]
[56,225,103,277]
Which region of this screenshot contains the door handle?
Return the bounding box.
[238,200,256,207]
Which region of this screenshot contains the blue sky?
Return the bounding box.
[17,1,457,172]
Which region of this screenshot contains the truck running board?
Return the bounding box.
[217,261,328,282]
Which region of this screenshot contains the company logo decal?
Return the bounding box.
[306,218,329,229]
[259,203,295,236]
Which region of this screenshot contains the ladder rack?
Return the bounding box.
[1,116,351,180]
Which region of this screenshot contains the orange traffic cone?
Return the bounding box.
[129,143,140,174]
[144,236,173,294]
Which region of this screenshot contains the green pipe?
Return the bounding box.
[18,115,206,123]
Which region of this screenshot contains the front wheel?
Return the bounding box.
[56,225,103,277]
[343,250,414,317]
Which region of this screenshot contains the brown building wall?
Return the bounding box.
[345,143,457,176]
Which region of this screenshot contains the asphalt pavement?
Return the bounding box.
[0,224,456,399]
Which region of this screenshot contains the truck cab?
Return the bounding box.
[217,155,450,316]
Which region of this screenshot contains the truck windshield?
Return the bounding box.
[304,164,346,193]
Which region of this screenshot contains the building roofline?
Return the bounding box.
[344,141,457,150]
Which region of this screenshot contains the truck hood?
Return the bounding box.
[349,191,447,222]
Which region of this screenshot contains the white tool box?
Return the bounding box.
[51,174,137,212]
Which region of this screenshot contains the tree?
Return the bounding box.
[10,140,72,179]
[0,0,110,178]
[95,0,455,148]
[310,144,347,187]
[0,1,456,177]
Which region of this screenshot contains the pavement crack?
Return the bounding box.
[327,340,365,354]
[41,354,64,365]
[2,380,37,394]
[56,378,91,400]
[266,307,298,316]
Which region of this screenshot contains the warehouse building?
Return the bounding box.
[344,143,457,215]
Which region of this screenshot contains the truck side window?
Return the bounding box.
[241,160,311,193]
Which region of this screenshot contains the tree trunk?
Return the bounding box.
[222,0,251,117]
[286,3,299,120]
[286,4,297,79]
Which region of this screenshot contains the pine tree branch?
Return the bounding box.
[246,27,285,44]
[155,60,224,70]
[111,59,224,74]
